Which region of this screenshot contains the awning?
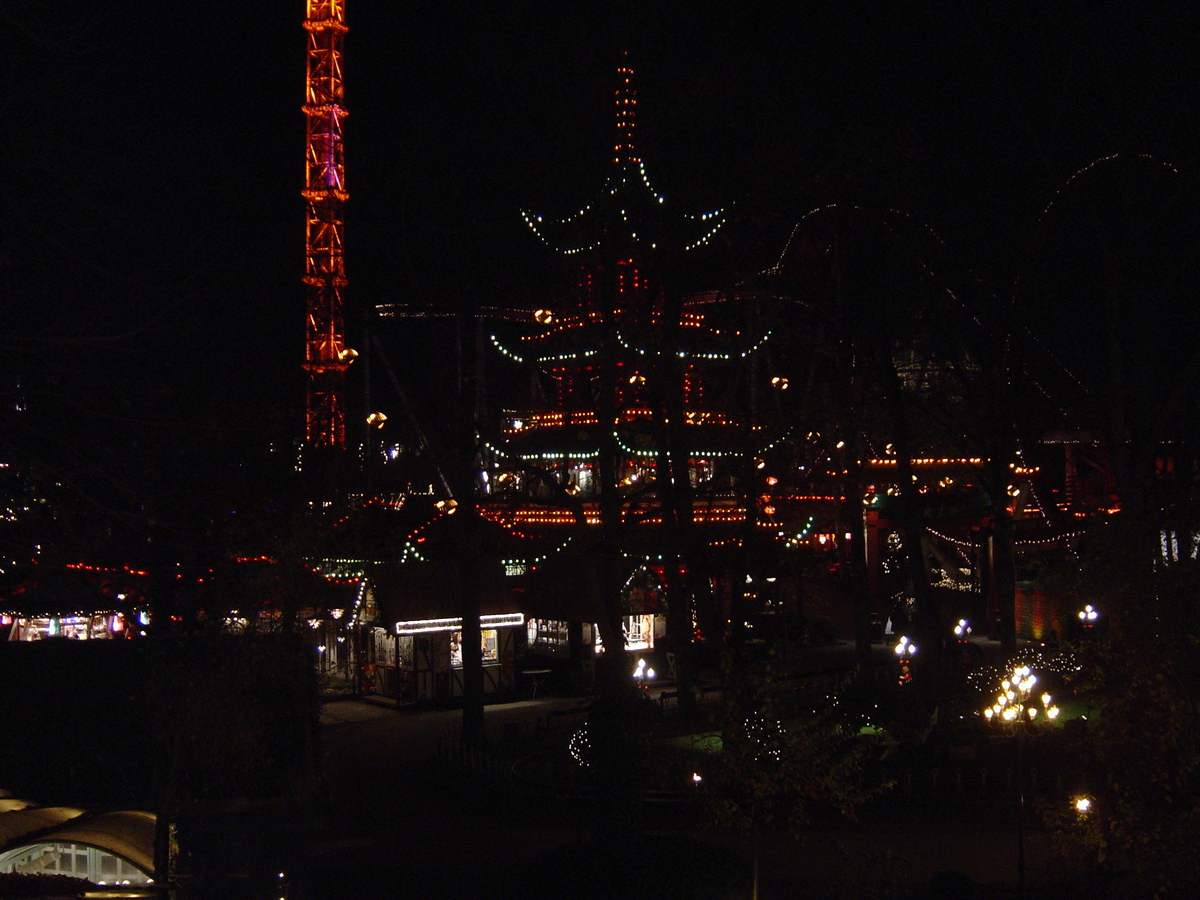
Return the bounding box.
[0,806,86,849]
[369,561,522,627]
[43,810,156,877]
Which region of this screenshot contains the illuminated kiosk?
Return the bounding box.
[6,611,132,641]
[0,807,155,886]
[369,562,525,704]
[520,552,667,689]
[393,613,524,704]
[2,565,142,641]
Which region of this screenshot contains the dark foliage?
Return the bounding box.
[0,635,320,805]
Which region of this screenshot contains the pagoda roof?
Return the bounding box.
[368,560,523,625]
[521,54,726,260]
[491,315,761,367]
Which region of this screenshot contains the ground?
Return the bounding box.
[277,642,1070,900]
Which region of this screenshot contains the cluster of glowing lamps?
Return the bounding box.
[633,657,656,692]
[983,664,1060,725]
[894,635,916,684]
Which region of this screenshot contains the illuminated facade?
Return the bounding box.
[303,0,352,447]
[484,56,810,664]
[501,55,743,506]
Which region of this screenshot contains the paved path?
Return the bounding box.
[308,714,1057,897]
[297,642,1063,898]
[308,694,590,899]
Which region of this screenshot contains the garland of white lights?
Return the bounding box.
[683,218,726,252]
[756,427,798,456]
[490,333,610,368]
[522,162,728,257]
[614,330,745,361]
[923,527,977,550]
[505,535,575,570]
[536,350,599,365]
[1026,480,1053,523]
[489,334,524,363]
[611,431,754,461]
[493,322,767,371]
[740,331,771,358]
[925,526,1085,550]
[517,450,603,463]
[1037,153,1177,225]
[614,432,658,459]
[783,517,817,548]
[520,208,601,256]
[347,580,367,627]
[481,439,515,461]
[636,161,667,204]
[399,543,429,564]
[615,331,649,356]
[311,558,371,579]
[1017,532,1085,548]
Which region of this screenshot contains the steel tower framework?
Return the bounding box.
[303,0,350,447]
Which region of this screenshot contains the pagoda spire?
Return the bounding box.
[521,53,727,259]
[613,51,639,168]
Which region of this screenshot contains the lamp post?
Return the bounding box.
[983,664,1060,897]
[894,635,916,685]
[633,657,655,695]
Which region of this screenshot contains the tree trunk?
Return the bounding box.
[456,299,486,747]
[992,507,1018,655]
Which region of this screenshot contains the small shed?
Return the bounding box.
[367,561,524,704]
[1,565,143,641]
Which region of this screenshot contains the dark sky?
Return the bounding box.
[6,0,1200,481]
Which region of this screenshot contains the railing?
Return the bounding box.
[867,758,1079,811]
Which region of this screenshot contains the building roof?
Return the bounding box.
[0,566,141,618]
[0,801,155,880]
[369,561,522,626]
[0,806,86,848]
[45,810,156,876]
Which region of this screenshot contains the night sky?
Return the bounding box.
[5,1,1199,523]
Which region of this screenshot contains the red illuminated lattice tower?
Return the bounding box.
[303,0,350,447]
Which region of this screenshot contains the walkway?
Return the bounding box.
[305,643,1060,898]
[176,641,1063,898]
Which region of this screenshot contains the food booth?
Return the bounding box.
[366,561,524,704]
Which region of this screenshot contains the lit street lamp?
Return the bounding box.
[633,657,655,694]
[894,635,916,684]
[983,664,1060,897]
[983,664,1060,726]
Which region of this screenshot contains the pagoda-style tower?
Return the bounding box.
[302,0,351,447]
[491,55,756,514]
[522,53,727,320]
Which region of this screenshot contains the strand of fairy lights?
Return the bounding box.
[783,517,817,548]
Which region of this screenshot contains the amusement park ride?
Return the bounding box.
[289,4,1086,658]
[302,0,351,448]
